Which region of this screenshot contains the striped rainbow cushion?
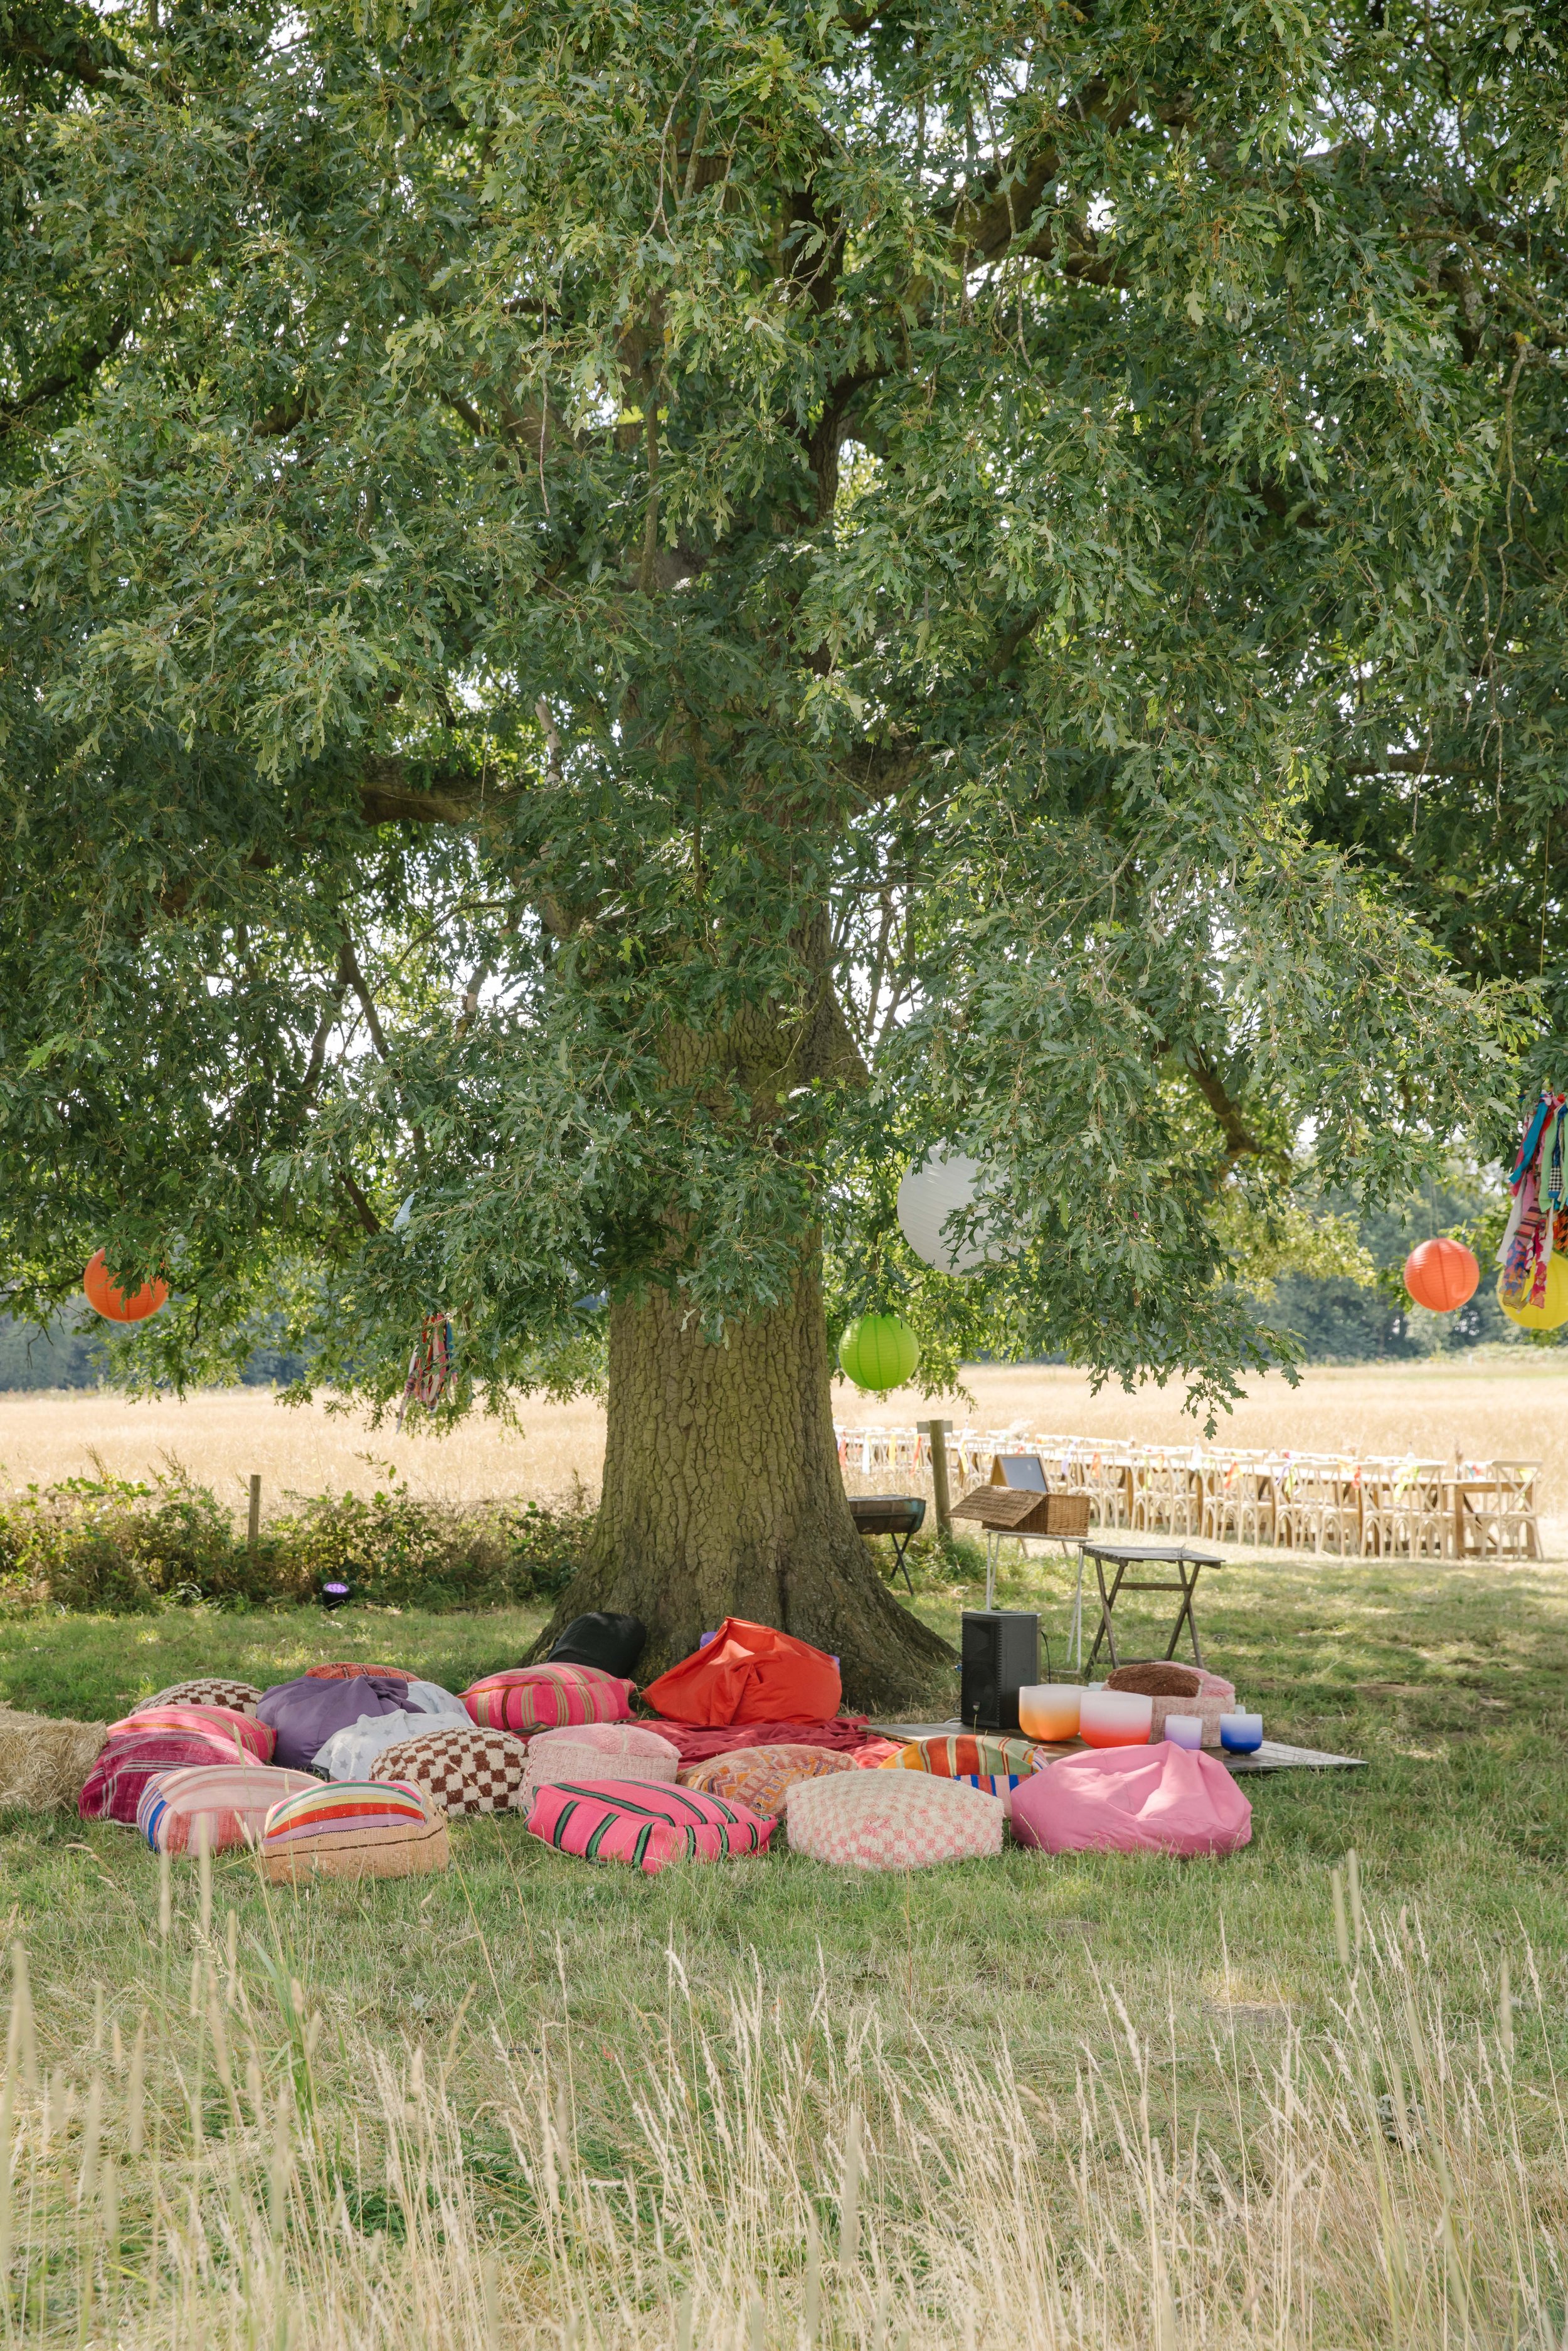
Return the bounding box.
[461,1665,633,1735]
[110,1706,274,1761]
[260,1780,450,1882]
[881,1733,1042,1815]
[138,1763,319,1854]
[526,1780,774,1874]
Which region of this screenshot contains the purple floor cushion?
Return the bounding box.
[255,1674,412,1772]
[1010,1744,1253,1857]
[526,1780,774,1873]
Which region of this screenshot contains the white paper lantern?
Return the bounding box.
[896,1149,995,1275]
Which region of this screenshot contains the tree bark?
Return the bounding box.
[538,1247,956,1712]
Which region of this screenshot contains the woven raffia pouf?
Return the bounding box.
[786,1770,1004,1870]
[143,1679,262,1717]
[369,1725,531,1817]
[521,1722,679,1809]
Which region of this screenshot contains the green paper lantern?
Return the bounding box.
[838,1313,921,1394]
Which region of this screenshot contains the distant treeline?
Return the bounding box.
[0,1311,305,1392]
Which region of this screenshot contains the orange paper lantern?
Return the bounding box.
[83,1249,168,1324]
[1403,1236,1479,1314]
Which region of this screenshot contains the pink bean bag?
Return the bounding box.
[1010,1744,1252,1858]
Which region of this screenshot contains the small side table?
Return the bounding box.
[1077,1539,1222,1673]
[849,1496,926,1593]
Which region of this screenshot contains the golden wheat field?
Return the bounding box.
[3,1356,1566,1528]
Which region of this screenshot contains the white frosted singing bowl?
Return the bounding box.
[1017,1685,1081,1742]
[1079,1689,1153,1748]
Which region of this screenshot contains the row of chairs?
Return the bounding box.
[833,1425,1544,1561]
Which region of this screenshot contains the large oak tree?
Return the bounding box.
[0,0,1545,1701]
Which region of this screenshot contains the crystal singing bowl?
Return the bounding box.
[1017,1685,1082,1742]
[1078,1690,1153,1748]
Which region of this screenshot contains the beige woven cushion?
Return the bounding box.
[785,1771,1004,1870]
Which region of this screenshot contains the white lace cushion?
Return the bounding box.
[785,1771,1004,1869]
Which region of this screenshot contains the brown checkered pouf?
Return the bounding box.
[143,1679,262,1717]
[368,1726,530,1817]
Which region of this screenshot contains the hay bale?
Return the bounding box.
[0,1705,109,1810]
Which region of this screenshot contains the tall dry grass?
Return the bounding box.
[0,1855,1555,2349]
[8,1360,1568,1515]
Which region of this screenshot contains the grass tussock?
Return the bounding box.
[0,1467,591,1615]
[0,1860,1557,2350]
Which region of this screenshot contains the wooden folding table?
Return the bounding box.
[1077,1539,1222,1673]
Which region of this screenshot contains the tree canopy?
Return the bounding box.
[0,0,1554,1430]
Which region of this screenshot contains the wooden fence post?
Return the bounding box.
[923,1420,953,1538]
[248,1475,262,1554]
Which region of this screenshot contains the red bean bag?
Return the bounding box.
[1009,1745,1252,1858]
[640,1619,841,1727]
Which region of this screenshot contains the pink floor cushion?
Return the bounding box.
[80,1729,270,1826]
[786,1771,1004,1869]
[260,1780,450,1882]
[462,1664,634,1735]
[679,1744,859,1815]
[521,1723,679,1808]
[144,1679,261,1716]
[109,1705,274,1762]
[137,1763,319,1854]
[1010,1745,1253,1857]
[526,1780,775,1873]
[879,1733,1042,1817]
[369,1725,531,1817]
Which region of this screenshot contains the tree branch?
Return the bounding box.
[357,757,517,827]
[1185,1052,1278,1165]
[0,315,131,440]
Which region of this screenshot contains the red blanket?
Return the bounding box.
[638,1716,896,1766]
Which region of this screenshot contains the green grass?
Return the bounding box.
[2,1552,1565,2061]
[0,1556,1564,2344]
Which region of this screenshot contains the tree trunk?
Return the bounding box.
[539,1248,956,1713]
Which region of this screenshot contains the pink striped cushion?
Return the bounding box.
[526,1780,774,1874]
[109,1706,273,1761]
[137,1763,319,1854]
[521,1723,679,1808]
[80,1729,269,1826]
[461,1665,633,1734]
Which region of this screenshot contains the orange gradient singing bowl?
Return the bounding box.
[1017,1685,1082,1742]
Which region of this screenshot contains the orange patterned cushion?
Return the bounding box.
[680,1744,859,1816]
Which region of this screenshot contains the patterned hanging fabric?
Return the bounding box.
[1499,1090,1567,1308]
[396,1312,453,1430]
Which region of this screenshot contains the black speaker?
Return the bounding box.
[960,1610,1039,1732]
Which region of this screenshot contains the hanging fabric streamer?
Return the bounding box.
[396,1312,453,1429]
[1499,1088,1567,1310]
